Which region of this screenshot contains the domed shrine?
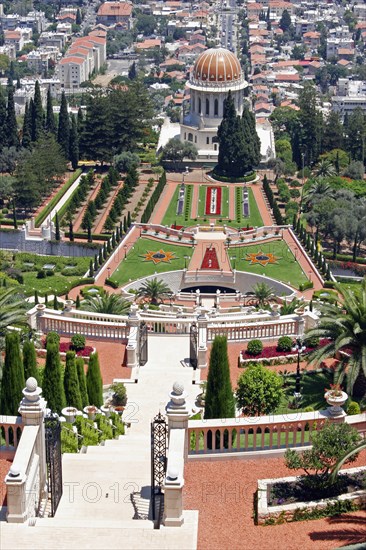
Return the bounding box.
[180,47,248,159]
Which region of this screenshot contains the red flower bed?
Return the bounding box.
[171,224,184,230]
[42,340,94,357]
[201,247,219,269]
[241,339,329,360]
[240,227,254,232]
[205,186,222,215]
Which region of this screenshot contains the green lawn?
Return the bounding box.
[233,240,308,289]
[162,184,263,228]
[110,238,194,287]
[6,252,91,296]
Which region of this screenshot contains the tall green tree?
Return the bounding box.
[22,101,32,148]
[6,85,19,148]
[236,364,283,416]
[322,112,343,152]
[86,352,103,407]
[204,336,235,420]
[69,113,79,170]
[0,332,25,415]
[58,91,70,158]
[0,89,7,148]
[279,9,291,32]
[23,340,39,382]
[42,342,65,413]
[295,82,323,166]
[45,86,56,135]
[64,351,82,410]
[32,80,44,141]
[76,357,88,408]
[137,278,172,305]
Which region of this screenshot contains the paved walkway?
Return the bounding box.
[1,336,199,549]
[150,180,176,225]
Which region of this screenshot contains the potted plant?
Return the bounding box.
[110,382,127,413]
[324,384,348,416]
[100,404,114,417]
[196,381,207,407]
[62,406,77,423]
[84,405,98,420]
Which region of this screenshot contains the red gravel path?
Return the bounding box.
[0,459,11,506]
[184,451,366,550]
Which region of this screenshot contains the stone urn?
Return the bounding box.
[84,405,98,420]
[324,390,348,416]
[62,407,77,424]
[100,404,114,417]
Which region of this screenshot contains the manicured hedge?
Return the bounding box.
[141,171,167,223]
[211,171,256,183]
[35,169,82,227]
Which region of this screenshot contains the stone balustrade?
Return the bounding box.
[187,412,329,458]
[207,315,299,342]
[0,416,24,459]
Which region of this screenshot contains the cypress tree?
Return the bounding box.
[127,211,131,227]
[76,294,80,309]
[69,113,79,170]
[86,352,103,407]
[87,222,92,243]
[98,249,103,265]
[58,91,70,158]
[32,80,44,141]
[22,101,32,148]
[69,218,74,241]
[123,216,127,233]
[6,85,19,148]
[76,8,82,25]
[44,293,48,306]
[64,351,82,410]
[23,340,39,382]
[55,211,60,241]
[204,336,235,420]
[103,243,107,260]
[296,217,301,233]
[128,61,137,80]
[43,342,65,413]
[106,238,111,254]
[292,213,297,229]
[111,232,116,248]
[12,198,17,229]
[94,254,98,271]
[76,357,88,408]
[53,295,58,310]
[34,289,39,304]
[45,86,56,135]
[0,332,25,415]
[89,259,94,277]
[0,90,7,146]
[119,220,123,235]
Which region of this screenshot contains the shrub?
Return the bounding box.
[36,270,46,279]
[71,334,86,351]
[236,363,284,416]
[299,281,314,291]
[277,336,293,352]
[305,335,319,348]
[290,188,300,198]
[246,339,263,356]
[347,401,361,415]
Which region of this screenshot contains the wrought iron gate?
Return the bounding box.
[190,322,198,369]
[151,412,167,522]
[44,413,63,517]
[139,321,148,366]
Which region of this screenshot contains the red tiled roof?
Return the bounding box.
[60,56,85,65]
[97,2,132,17]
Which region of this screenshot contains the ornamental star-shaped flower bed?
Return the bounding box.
[142,249,176,265]
[245,251,280,267]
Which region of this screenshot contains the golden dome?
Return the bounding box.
[192,47,242,83]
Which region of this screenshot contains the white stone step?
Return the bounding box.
[36,517,154,530]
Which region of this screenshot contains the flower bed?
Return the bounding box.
[201,247,219,269]
[205,186,222,215]
[170,224,184,230]
[240,340,329,365]
[39,340,95,360]
[257,467,366,525]
[240,227,254,232]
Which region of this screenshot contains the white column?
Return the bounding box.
[126,303,140,368]
[197,312,208,369]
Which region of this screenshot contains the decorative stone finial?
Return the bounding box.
[26,377,37,392]
[9,465,20,477]
[167,466,179,481]
[172,381,184,396]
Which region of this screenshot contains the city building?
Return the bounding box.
[96,2,132,29]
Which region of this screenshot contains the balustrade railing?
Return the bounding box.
[0,415,24,458]
[188,412,326,457]
[39,313,128,340]
[207,317,298,341]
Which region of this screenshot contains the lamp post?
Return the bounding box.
[107,267,111,279]
[294,338,306,397]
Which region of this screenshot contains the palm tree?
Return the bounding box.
[330,439,366,484]
[0,287,26,338]
[303,179,333,209]
[305,280,366,398]
[280,297,301,315]
[137,278,172,305]
[252,282,275,308]
[313,159,336,178]
[81,291,131,315]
